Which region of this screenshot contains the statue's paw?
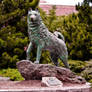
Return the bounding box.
[34,61,39,64]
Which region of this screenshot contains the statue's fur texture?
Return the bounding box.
[26,9,69,68]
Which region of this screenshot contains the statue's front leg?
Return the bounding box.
[34,45,42,64]
[26,42,32,60]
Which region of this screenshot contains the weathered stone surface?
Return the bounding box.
[0,77,10,81]
[0,81,91,92]
[17,60,86,84]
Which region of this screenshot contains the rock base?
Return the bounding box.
[0,81,91,92]
[14,60,91,92]
[17,60,86,84]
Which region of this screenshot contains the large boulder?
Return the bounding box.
[17,60,86,84]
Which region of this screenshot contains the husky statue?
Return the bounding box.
[26,8,69,69]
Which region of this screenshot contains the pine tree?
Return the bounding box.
[76,0,92,60]
[0,0,40,68]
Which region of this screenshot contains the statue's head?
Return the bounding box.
[28,8,40,23]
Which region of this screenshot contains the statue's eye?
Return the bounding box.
[29,14,31,17]
[35,14,37,16]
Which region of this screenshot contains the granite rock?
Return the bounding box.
[17,60,86,84]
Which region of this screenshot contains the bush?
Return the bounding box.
[68,60,86,73]
[61,13,92,60]
[0,52,19,68]
[0,0,40,68]
[0,68,24,81]
[0,26,28,68]
[81,60,92,83]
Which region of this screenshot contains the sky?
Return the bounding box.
[44,0,83,5]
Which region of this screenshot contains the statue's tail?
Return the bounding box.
[54,31,65,41]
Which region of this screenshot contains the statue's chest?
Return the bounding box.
[28,27,41,44]
[28,25,50,46]
[30,30,40,40]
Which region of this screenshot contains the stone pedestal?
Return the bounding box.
[0,77,10,81]
[17,60,86,84]
[0,81,91,92]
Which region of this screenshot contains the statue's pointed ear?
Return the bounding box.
[29,8,32,11]
[28,8,32,14]
[35,8,39,12]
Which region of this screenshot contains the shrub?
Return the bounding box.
[0,68,24,81]
[0,52,19,68]
[81,60,92,83]
[62,13,92,60]
[0,0,40,68]
[68,60,86,73]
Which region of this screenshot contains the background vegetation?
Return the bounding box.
[0,0,91,82]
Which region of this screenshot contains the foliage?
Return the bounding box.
[45,5,57,32]
[75,0,92,60]
[81,65,92,83]
[0,25,28,68]
[61,13,92,60]
[66,60,92,83]
[0,68,24,81]
[68,60,86,73]
[0,0,40,25]
[80,60,92,83]
[0,0,39,68]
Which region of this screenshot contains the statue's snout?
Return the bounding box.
[30,15,36,22]
[31,17,34,22]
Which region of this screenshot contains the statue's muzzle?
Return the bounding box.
[30,15,36,22]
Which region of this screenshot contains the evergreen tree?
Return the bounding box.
[76,0,92,60]
[0,0,40,68]
[47,5,57,32]
[61,13,90,60]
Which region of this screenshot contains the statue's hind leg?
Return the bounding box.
[50,53,59,66]
[59,55,69,69]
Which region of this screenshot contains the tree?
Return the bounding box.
[76,0,92,60]
[0,0,40,68]
[61,13,91,60]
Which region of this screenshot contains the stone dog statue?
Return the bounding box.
[26,8,69,69]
